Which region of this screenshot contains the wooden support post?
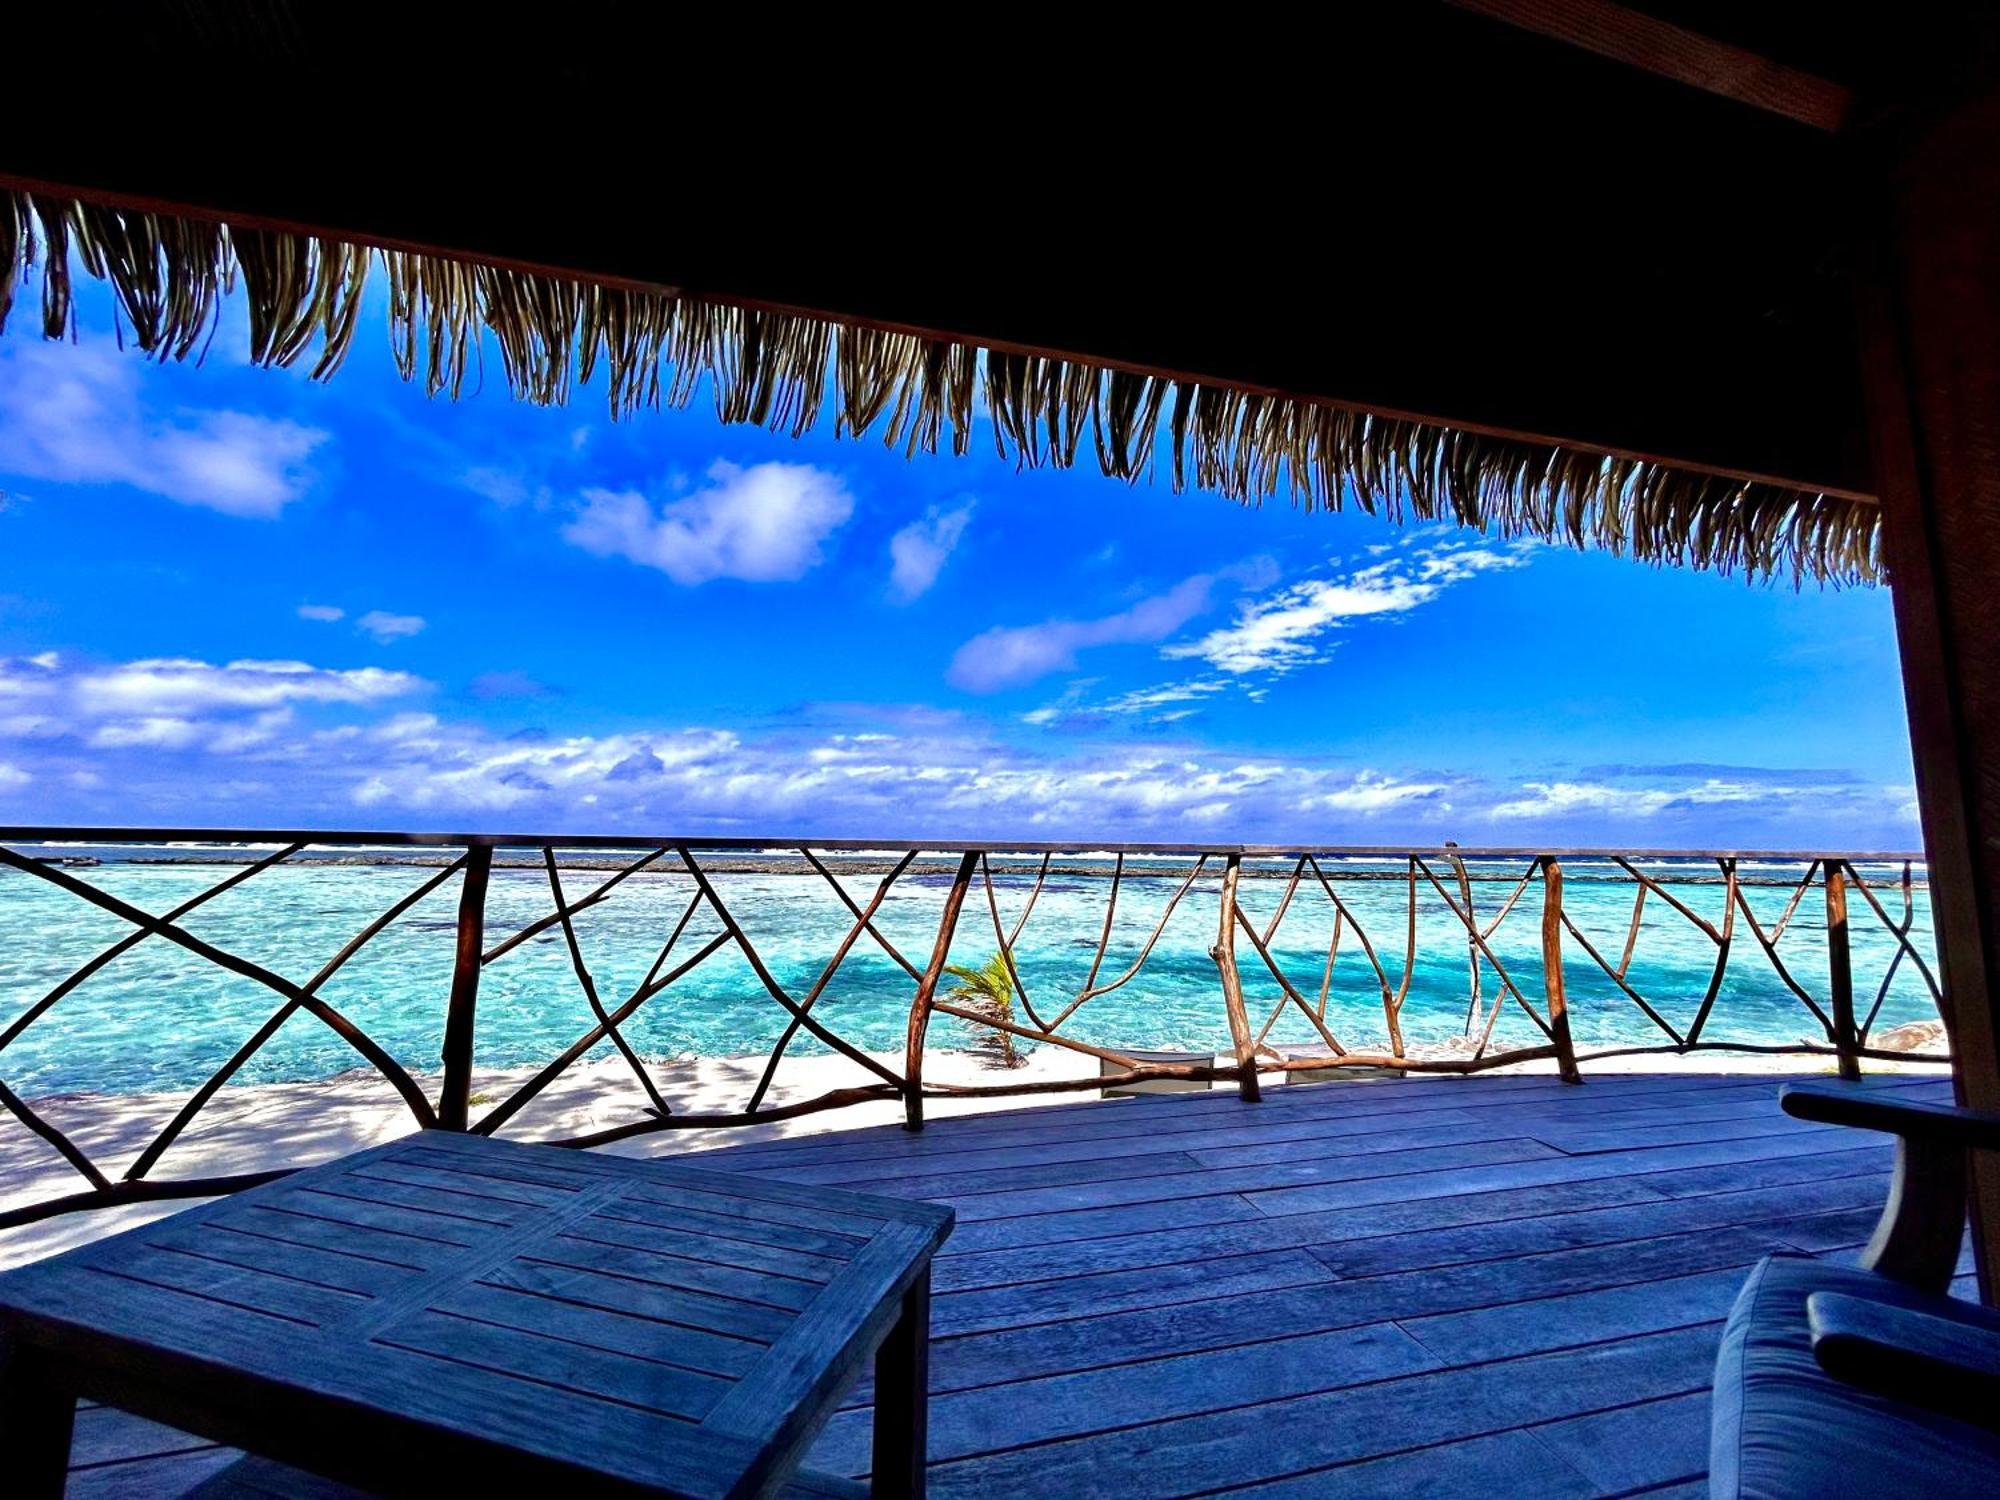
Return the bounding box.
[436,844,492,1131]
[1825,860,1860,1080]
[903,852,979,1132]
[1857,77,2000,1300]
[1541,857,1582,1084]
[1212,854,1262,1102]
[0,1335,75,1499]
[870,1269,932,1498]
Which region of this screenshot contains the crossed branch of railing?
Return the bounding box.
[0,830,1948,1231]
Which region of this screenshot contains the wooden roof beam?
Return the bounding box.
[1451,0,1855,131]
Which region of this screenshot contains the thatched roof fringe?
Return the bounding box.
[0,192,22,335]
[1,191,1880,585]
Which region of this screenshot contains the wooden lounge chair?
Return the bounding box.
[1709,1083,2000,1498]
[1098,1049,1216,1096]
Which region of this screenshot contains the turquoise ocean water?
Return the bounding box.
[0,848,1942,1098]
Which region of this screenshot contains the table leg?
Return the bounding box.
[870,1269,931,1500]
[0,1335,76,1498]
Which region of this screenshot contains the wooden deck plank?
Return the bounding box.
[710,1073,1807,1175]
[937,1192,1266,1256]
[1242,1127,1853,1218]
[55,1073,1957,1499]
[1395,1267,1752,1364]
[838,1148,1210,1200]
[1217,1428,1599,1499]
[933,1214,1321,1293]
[1527,1390,1712,1495]
[898,1222,1799,1396]
[810,1321,1443,1475]
[67,1447,240,1499]
[69,1405,222,1469]
[947,1137,1565,1222]
[1307,1173,1892,1277]
[932,1247,1336,1338]
[903,1324,1722,1497]
[821,1071,1903,1175]
[1539,1112,1834,1155]
[777,1111,1498,1186]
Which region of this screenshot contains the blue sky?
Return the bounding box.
[0,278,1919,847]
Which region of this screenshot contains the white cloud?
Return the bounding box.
[357,611,426,643]
[888,501,975,601]
[1302,771,1452,814]
[1018,677,1231,729]
[0,651,1923,847]
[950,575,1218,692]
[563,461,854,584]
[0,341,326,518]
[1166,539,1528,677]
[1101,680,1229,714]
[1487,778,1773,821]
[72,658,423,715]
[89,716,204,750]
[462,465,552,510]
[298,604,345,623]
[207,709,297,755]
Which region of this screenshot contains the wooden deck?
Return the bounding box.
[58,1070,1968,1498]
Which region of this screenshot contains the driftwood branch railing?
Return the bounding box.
[0,828,1948,1230]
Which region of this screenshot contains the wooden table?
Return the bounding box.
[0,1131,952,1499]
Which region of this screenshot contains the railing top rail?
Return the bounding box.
[0,825,1930,863]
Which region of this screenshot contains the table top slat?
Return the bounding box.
[371,1307,732,1423]
[543,1226,823,1313]
[582,1206,848,1284]
[614,1181,890,1243]
[97,1245,371,1327]
[481,1257,798,1345]
[155,1222,420,1299]
[352,1157,580,1209]
[430,1279,768,1379]
[395,1143,611,1193]
[255,1186,494,1248]
[207,1204,466,1271]
[309,1171,534,1227]
[590,1192,867,1263]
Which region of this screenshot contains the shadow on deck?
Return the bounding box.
[62,1070,1966,1498]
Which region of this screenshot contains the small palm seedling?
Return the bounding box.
[943,953,1027,1068]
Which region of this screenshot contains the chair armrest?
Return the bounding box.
[1808,1292,2000,1430]
[1781,1083,2000,1149]
[1780,1083,1978,1292]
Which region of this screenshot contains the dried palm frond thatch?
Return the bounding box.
[0,190,1880,585]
